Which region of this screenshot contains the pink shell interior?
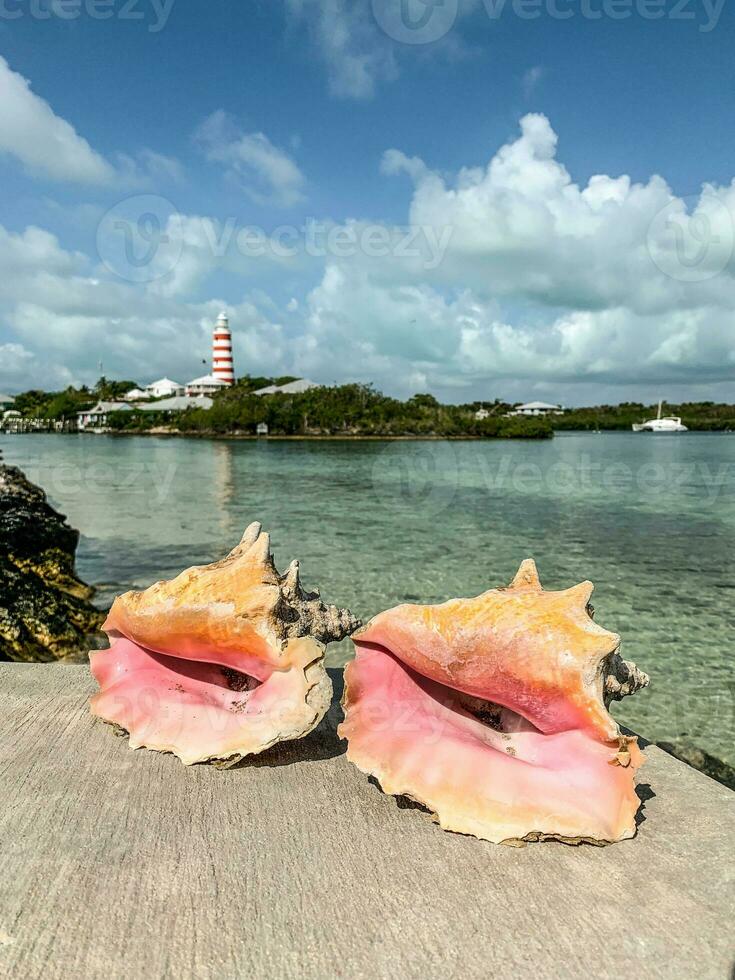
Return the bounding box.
[341,641,643,843]
[90,636,315,765]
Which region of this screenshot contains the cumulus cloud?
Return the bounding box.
[0,218,290,389]
[282,113,735,398]
[8,297,285,383]
[0,342,36,391]
[0,224,87,287]
[195,110,306,207]
[384,113,735,316]
[0,57,184,190]
[3,113,735,402]
[289,264,735,401]
[0,56,115,184]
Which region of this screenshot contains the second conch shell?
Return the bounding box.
[339,559,649,845]
[90,522,359,765]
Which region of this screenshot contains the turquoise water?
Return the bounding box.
[2,432,734,763]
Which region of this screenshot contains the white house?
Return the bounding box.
[77,401,133,431]
[138,395,213,412]
[145,378,185,399]
[253,379,319,396]
[124,387,148,401]
[185,374,229,397]
[475,408,490,420]
[0,393,15,410]
[509,401,565,417]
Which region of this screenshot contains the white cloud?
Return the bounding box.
[0,218,291,390]
[284,0,480,100]
[116,149,186,187]
[144,213,227,298]
[0,56,115,184]
[0,224,87,287]
[195,110,306,207]
[522,65,544,98]
[2,113,735,403]
[288,263,735,400]
[8,299,282,380]
[285,0,397,99]
[0,57,184,190]
[106,211,310,301]
[380,148,428,182]
[278,113,735,398]
[0,342,36,391]
[385,114,735,317]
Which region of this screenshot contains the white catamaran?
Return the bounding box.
[632,400,688,433]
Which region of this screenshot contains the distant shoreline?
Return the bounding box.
[102,430,542,441]
[7,382,734,437]
[4,428,732,441]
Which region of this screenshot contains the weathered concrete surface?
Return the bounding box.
[0,664,733,980]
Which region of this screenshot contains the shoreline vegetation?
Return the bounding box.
[5,376,735,438]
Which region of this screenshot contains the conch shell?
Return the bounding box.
[90,522,358,765]
[339,559,649,844]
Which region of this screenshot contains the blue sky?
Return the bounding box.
[1,0,734,403]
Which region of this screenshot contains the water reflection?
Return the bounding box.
[2,431,734,763]
[213,441,235,535]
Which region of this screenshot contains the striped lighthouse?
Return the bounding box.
[212,312,234,386]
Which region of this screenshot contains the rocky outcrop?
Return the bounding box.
[0,457,104,662]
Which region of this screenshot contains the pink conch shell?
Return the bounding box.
[339,559,649,845]
[90,522,359,765]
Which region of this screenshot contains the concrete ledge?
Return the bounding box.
[0,664,733,980]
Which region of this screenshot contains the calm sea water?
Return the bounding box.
[2,431,734,763]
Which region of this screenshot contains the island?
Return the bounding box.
[5,376,735,439]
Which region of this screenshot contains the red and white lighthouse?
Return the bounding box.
[212,312,234,386]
